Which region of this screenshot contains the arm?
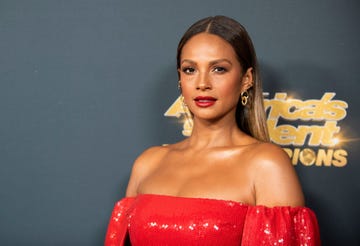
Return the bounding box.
[105,146,167,245]
[241,143,320,245]
[241,205,321,246]
[105,198,135,246]
[251,143,304,207]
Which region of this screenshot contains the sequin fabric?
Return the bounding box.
[105,194,320,246]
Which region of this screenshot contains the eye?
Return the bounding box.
[213,66,227,73]
[182,67,196,74]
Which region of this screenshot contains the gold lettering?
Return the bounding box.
[332,149,348,167]
[268,120,341,147]
[321,121,340,146]
[315,149,333,166]
[281,98,304,120]
[295,125,322,146]
[319,93,348,120]
[303,125,324,146]
[264,92,348,122]
[268,120,295,145]
[299,99,317,119]
[292,148,300,165]
[264,93,288,120]
[281,147,348,167]
[299,148,316,166]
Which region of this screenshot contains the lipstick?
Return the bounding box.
[194,96,217,107]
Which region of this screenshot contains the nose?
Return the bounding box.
[196,74,212,91]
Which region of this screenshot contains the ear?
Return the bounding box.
[240,67,254,91]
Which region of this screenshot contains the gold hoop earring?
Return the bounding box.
[241,91,249,106]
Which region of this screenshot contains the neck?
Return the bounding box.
[186,116,246,149]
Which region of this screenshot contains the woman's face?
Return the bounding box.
[179,32,252,123]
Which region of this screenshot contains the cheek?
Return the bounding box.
[180,83,192,100]
[179,75,195,95]
[218,80,242,99]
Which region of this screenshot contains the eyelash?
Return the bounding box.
[182,67,195,74]
[181,66,228,74]
[213,67,227,73]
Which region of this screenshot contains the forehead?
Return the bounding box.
[181,33,238,62]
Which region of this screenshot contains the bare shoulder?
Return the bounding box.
[125,145,169,197]
[134,145,169,167]
[251,142,292,166]
[249,142,305,207]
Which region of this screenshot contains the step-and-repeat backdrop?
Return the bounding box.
[1,0,359,245]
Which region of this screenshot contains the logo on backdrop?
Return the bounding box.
[164,92,349,167]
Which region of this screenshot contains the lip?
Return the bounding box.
[194,96,217,107]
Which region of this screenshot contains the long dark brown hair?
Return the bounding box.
[176,15,269,142]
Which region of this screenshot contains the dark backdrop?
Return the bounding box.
[1,0,359,245]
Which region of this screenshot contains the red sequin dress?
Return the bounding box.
[105,194,320,246]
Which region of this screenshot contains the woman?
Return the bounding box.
[105,16,320,245]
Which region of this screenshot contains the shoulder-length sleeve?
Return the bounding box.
[105,197,135,246]
[241,206,321,246]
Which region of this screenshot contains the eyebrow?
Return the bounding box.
[181,59,233,66]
